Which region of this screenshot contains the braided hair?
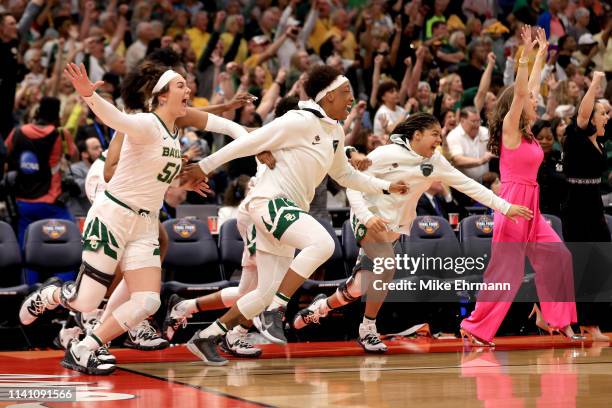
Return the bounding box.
[391,112,440,140]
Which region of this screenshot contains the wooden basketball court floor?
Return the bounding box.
[1,334,612,407]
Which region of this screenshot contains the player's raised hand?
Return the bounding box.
[63,63,104,98]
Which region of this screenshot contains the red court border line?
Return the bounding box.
[116,366,273,408]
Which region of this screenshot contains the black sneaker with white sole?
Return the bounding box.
[96,345,116,364]
[186,331,227,366]
[61,342,115,375]
[19,277,62,325]
[124,320,169,351]
[293,293,329,330]
[357,323,388,353]
[219,331,262,358]
[253,307,287,344]
[162,294,189,342]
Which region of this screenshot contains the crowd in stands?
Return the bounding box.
[1,0,611,261]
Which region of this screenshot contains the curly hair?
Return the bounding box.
[391,112,439,140]
[304,65,342,100]
[487,85,533,156]
[552,79,580,106]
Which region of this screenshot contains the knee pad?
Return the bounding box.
[292,235,336,279]
[112,291,160,331]
[60,262,114,312]
[220,286,241,307]
[236,288,276,320]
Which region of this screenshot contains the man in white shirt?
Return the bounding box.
[125,22,154,71]
[446,106,493,182]
[373,81,408,136]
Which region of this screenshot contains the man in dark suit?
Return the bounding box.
[416,181,462,219]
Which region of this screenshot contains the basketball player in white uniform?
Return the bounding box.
[180,65,409,366]
[19,63,247,375]
[293,113,533,352]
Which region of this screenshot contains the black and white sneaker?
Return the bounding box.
[186,331,228,366]
[293,294,329,330]
[162,294,190,341]
[53,326,83,350]
[253,307,287,344]
[75,309,103,334]
[96,345,116,364]
[124,320,169,351]
[219,329,262,358]
[61,341,115,375]
[19,277,62,325]
[357,323,388,353]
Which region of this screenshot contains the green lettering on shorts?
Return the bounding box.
[82,217,120,260]
[262,197,305,240]
[153,247,160,256]
[246,225,256,255]
[351,213,367,244]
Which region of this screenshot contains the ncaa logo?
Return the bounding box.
[20,151,40,174]
[43,220,67,239]
[173,219,196,238]
[418,216,439,234]
[475,215,494,234]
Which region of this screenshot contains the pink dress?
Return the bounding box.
[461,138,577,342]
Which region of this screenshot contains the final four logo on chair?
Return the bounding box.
[173,219,197,238]
[418,216,439,234]
[42,220,66,239]
[475,215,494,234]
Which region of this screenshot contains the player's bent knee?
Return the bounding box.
[112,291,160,331]
[317,233,335,260]
[133,291,161,316]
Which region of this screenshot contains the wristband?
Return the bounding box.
[345,146,357,159]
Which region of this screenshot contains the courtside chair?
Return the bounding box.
[218,218,243,286]
[0,221,29,322]
[23,219,81,281]
[162,218,230,297]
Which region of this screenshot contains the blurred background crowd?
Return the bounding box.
[0,0,611,250]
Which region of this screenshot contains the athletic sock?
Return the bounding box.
[268,292,290,311]
[176,299,199,315]
[198,320,228,338]
[81,333,104,352]
[363,316,376,326]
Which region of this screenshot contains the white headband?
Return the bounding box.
[153,70,181,94]
[314,75,349,103]
[148,69,181,110]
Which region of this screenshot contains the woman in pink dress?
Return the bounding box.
[460,26,578,346]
